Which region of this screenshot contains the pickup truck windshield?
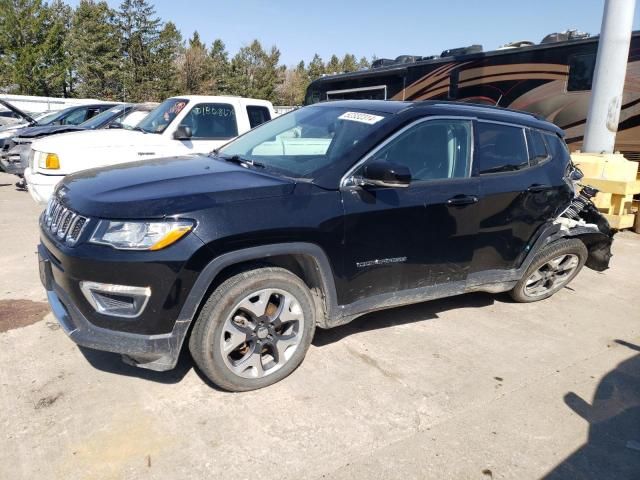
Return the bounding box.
[219,106,388,178]
[136,98,188,134]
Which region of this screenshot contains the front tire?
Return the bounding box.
[189,267,316,391]
[510,238,588,303]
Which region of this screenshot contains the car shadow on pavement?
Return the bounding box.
[78,346,193,384]
[543,339,640,480]
[313,292,495,347]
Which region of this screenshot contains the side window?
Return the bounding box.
[526,129,549,165]
[568,53,596,91]
[62,108,89,125]
[246,106,271,128]
[85,107,103,121]
[367,119,473,181]
[180,103,238,139]
[476,122,528,174]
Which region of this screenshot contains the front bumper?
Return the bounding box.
[0,152,21,175]
[0,144,29,175]
[40,244,189,371]
[25,168,61,204]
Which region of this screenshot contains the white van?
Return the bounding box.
[25,95,275,203]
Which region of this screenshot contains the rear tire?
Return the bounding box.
[189,267,316,391]
[510,238,588,303]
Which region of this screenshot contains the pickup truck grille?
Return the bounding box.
[44,197,89,246]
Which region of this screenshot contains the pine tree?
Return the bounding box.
[152,21,182,99]
[178,31,209,94]
[38,1,72,96]
[208,39,230,94]
[275,60,309,106]
[118,0,161,101]
[0,0,69,95]
[307,54,325,81]
[341,53,358,73]
[67,0,121,99]
[230,40,281,102]
[357,56,370,70]
[325,54,341,75]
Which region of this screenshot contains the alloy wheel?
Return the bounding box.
[523,254,580,298]
[219,288,305,379]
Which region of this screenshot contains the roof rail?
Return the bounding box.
[427,100,545,121]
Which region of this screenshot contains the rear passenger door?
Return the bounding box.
[472,121,567,273]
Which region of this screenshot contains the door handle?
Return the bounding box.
[447,195,478,206]
[527,184,552,193]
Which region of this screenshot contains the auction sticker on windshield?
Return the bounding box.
[338,111,385,125]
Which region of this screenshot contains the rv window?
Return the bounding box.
[476,122,529,174]
[326,86,386,101]
[368,119,473,181]
[568,53,596,91]
[526,130,549,165]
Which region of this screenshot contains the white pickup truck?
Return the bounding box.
[25,95,275,203]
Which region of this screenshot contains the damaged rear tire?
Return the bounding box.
[510,238,588,303]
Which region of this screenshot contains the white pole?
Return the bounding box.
[582,0,636,153]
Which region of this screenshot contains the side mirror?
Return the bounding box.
[173,125,192,140]
[358,160,411,188]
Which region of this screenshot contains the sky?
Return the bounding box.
[64,0,640,66]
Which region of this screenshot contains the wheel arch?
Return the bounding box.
[178,243,339,337]
[547,225,614,273]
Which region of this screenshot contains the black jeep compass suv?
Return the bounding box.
[38,100,613,391]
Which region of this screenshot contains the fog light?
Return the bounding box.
[80,281,150,318]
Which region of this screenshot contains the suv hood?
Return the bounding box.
[14,124,86,140]
[60,155,296,218]
[0,99,36,124]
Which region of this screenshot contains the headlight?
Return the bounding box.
[36,151,60,169]
[90,220,194,250]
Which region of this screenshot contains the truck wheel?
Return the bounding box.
[510,238,588,303]
[189,267,316,391]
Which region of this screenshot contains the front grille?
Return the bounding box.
[44,197,89,246]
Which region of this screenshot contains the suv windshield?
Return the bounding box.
[36,108,73,126]
[219,106,388,178]
[135,98,188,134]
[79,105,127,129]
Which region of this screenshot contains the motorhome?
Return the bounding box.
[305,30,640,160]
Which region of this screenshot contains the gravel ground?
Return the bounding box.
[0,171,638,480]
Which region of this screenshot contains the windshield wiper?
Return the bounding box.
[219,154,264,169]
[131,126,149,134]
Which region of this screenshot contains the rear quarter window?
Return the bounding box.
[526,129,550,165]
[542,132,571,163]
[476,122,529,174]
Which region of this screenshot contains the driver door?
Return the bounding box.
[340,117,480,305]
[176,102,240,154]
